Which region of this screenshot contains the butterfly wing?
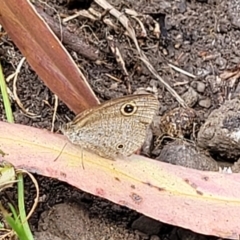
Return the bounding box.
[62,94,159,159]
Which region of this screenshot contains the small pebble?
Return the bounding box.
[177,0,187,13]
[150,235,161,240]
[195,81,206,93]
[215,57,227,70]
[181,87,199,107]
[198,98,212,108]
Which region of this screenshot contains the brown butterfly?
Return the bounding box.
[61,94,159,159]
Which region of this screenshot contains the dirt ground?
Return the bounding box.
[1,0,240,239]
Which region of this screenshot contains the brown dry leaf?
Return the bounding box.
[1,121,240,239]
[0,0,99,114]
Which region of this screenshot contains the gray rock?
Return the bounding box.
[169,228,207,240]
[157,140,218,171]
[131,216,162,235]
[198,98,240,160]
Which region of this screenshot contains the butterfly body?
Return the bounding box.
[61,94,159,159]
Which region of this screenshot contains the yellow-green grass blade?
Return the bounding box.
[0,62,14,123]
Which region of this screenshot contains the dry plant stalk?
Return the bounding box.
[95,0,187,107]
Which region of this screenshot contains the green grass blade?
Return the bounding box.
[17,173,34,240]
[4,212,28,240]
[0,62,14,123]
[8,203,19,222]
[1,202,28,240]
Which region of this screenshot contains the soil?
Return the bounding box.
[1,0,240,239]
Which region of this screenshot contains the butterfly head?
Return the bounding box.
[60,121,74,135]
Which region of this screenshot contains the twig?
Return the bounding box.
[105,73,122,82]
[63,9,97,22]
[51,94,58,132]
[131,16,147,38]
[35,6,99,61]
[168,63,196,79]
[94,0,186,107]
[106,35,129,77]
[7,57,41,117]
